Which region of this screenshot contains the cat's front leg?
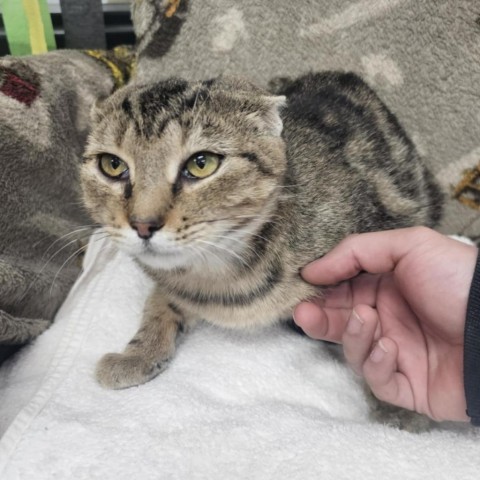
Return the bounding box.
[96,286,184,389]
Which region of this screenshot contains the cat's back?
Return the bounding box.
[276,72,443,246]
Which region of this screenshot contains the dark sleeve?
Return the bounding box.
[464,251,480,426]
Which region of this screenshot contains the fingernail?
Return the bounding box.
[370,340,388,363]
[346,309,364,335]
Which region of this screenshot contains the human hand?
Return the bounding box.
[294,227,478,422]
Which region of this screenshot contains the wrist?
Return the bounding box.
[464,249,480,425]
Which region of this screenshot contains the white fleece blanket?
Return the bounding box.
[0,236,478,480]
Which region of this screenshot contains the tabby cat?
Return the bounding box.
[82,73,443,421]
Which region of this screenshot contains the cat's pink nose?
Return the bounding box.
[130,219,163,240]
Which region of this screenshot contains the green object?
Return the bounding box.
[1,0,30,56]
[1,0,56,56]
[37,0,57,52]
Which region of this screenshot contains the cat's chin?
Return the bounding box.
[134,249,193,271]
[112,233,194,270]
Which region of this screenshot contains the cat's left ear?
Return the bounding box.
[260,95,287,137]
[90,98,106,124]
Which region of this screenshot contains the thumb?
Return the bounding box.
[301,227,436,285]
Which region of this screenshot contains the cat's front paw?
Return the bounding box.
[95,352,169,389]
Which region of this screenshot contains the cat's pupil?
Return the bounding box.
[111,157,121,170]
[195,155,206,169]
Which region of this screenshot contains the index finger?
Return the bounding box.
[301,226,435,285]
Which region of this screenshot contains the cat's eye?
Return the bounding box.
[98,153,129,180]
[182,152,222,179]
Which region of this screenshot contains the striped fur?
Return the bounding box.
[81,72,443,390]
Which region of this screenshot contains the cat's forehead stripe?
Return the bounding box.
[119,80,217,141]
[121,97,141,137]
[138,79,189,109]
[164,121,187,184]
[131,80,191,139]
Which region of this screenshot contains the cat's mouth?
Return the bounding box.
[140,241,184,257]
[111,228,193,268]
[116,223,249,271]
[133,241,193,270]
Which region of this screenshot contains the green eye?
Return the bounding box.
[182,152,222,179]
[98,153,129,180]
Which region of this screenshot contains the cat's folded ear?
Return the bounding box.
[90,95,114,124]
[253,95,287,137]
[90,98,105,124]
[206,75,286,136]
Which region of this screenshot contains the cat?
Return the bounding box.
[81,72,443,427]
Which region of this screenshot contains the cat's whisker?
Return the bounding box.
[207,234,264,264]
[36,230,102,264]
[176,213,283,236]
[219,222,284,264]
[187,242,213,265]
[196,239,251,270]
[185,244,207,266]
[48,235,111,298]
[31,224,99,251]
[89,233,113,243]
[95,226,122,239]
[48,246,88,297]
[32,233,61,250]
[181,216,283,248]
[190,244,227,273]
[179,226,205,239]
[41,225,103,259]
[188,242,236,276]
[17,237,88,304]
[20,230,110,304]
